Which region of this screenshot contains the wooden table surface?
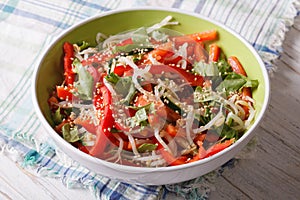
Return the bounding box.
[1,15,299,200]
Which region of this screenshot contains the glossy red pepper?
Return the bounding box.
[73,117,98,134]
[204,138,235,158]
[63,42,76,85]
[119,64,204,87]
[157,143,188,166]
[56,85,73,101]
[88,84,117,157]
[113,65,132,77]
[117,38,133,46]
[147,65,204,87]
[209,43,220,63]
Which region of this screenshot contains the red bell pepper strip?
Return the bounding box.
[117,38,133,46]
[113,65,132,77]
[142,41,190,67]
[165,124,178,137]
[56,85,73,101]
[158,144,188,166]
[172,30,218,44]
[209,43,220,62]
[188,141,207,163]
[204,138,235,158]
[73,117,98,134]
[188,30,218,42]
[88,84,117,157]
[146,64,204,87]
[194,42,208,62]
[228,56,247,76]
[63,42,76,85]
[189,138,234,163]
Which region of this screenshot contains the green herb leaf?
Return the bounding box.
[53,107,63,125]
[216,72,259,94]
[194,86,215,103]
[150,30,169,42]
[216,59,233,78]
[73,60,94,100]
[77,41,90,51]
[244,79,259,89]
[216,72,246,93]
[128,102,154,111]
[114,44,153,54]
[62,123,82,143]
[126,108,149,128]
[138,143,158,153]
[105,72,120,84]
[193,61,219,76]
[115,76,136,104]
[217,124,239,140]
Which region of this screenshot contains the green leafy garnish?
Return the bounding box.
[194,86,215,103]
[77,41,90,51]
[216,59,233,79]
[138,143,158,153]
[73,60,94,100]
[193,61,219,77]
[62,123,82,143]
[53,107,63,125]
[217,124,239,140]
[106,73,137,104]
[216,72,258,94]
[105,72,120,84]
[126,108,149,128]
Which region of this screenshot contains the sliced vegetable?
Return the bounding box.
[209,43,220,62]
[205,138,235,158]
[49,18,259,167]
[63,42,75,85]
[56,85,73,101]
[89,84,116,157]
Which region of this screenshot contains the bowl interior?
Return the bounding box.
[34,8,268,170]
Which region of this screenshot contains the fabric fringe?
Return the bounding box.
[263,0,300,74]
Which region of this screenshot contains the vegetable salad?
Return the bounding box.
[48,16,258,167]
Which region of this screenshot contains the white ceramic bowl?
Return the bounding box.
[32,7,270,185]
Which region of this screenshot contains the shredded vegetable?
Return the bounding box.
[47,16,258,167]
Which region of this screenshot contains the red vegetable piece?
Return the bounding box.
[165,124,178,137]
[228,56,247,76]
[113,65,132,77]
[209,43,220,62]
[158,146,187,166]
[56,85,73,101]
[204,138,235,158]
[63,42,75,85]
[171,30,218,44]
[73,117,98,134]
[188,30,218,42]
[188,141,207,163]
[194,42,208,62]
[117,38,133,46]
[88,84,117,157]
[145,64,204,87]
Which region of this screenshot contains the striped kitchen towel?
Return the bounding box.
[0,0,299,199]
